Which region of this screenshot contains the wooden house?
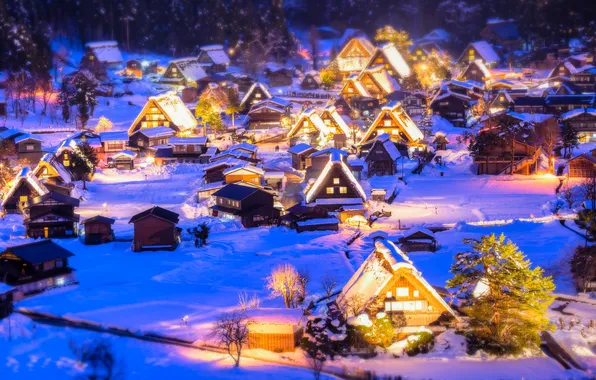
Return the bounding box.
[398,227,437,252]
[288,143,317,170]
[567,152,596,178]
[231,74,255,93]
[359,101,424,145]
[99,131,129,160]
[266,68,293,88]
[54,138,98,182]
[223,164,264,185]
[545,95,596,114]
[458,60,492,83]
[226,143,259,159]
[429,89,470,127]
[320,105,351,148]
[128,91,198,135]
[126,59,158,78]
[169,137,209,160]
[1,168,49,214]
[24,192,81,238]
[80,215,115,245]
[480,19,522,53]
[203,158,244,184]
[240,82,272,110]
[0,240,76,297]
[561,108,596,142]
[159,57,207,86]
[511,96,547,114]
[129,206,181,252]
[364,42,412,83]
[33,153,73,186]
[210,183,281,227]
[357,65,399,99]
[14,134,44,162]
[456,41,500,69]
[287,108,330,147]
[385,91,426,118]
[197,45,230,74]
[333,36,376,79]
[364,134,401,176]
[247,97,291,130]
[108,150,136,170]
[339,74,372,103]
[199,146,220,164]
[306,148,349,179]
[129,126,175,149]
[304,150,366,210]
[473,134,541,175]
[82,41,123,69]
[245,308,304,352]
[337,239,458,328]
[300,71,321,90]
[489,90,514,112]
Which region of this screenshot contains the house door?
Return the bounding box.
[44,227,49,238]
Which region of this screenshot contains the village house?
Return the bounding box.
[197,45,230,74]
[398,227,438,252]
[80,215,115,245]
[229,73,255,93]
[199,146,219,164]
[247,97,292,130]
[305,148,350,180]
[489,90,514,112]
[266,67,294,88]
[223,164,264,186]
[567,151,596,178]
[409,43,441,65]
[288,143,318,170]
[511,96,547,114]
[365,42,412,83]
[203,158,245,184]
[332,36,376,79]
[210,183,281,227]
[24,191,81,239]
[167,136,209,161]
[81,41,123,69]
[240,82,272,110]
[357,65,400,99]
[108,150,137,170]
[385,91,426,118]
[128,91,198,135]
[129,206,181,252]
[545,94,596,114]
[319,105,352,148]
[33,153,73,186]
[13,134,44,162]
[480,19,523,53]
[339,74,372,104]
[417,29,450,46]
[364,133,402,176]
[1,168,49,214]
[126,59,159,78]
[287,108,330,147]
[245,308,304,352]
[159,57,207,86]
[359,101,424,145]
[129,126,176,149]
[98,131,129,161]
[300,71,321,90]
[337,239,458,330]
[0,240,77,298]
[561,108,596,142]
[429,89,471,127]
[547,56,596,91]
[456,41,500,69]
[473,132,541,175]
[304,151,367,210]
[458,60,492,83]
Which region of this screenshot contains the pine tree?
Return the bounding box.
[57,80,72,122]
[70,141,98,190]
[69,72,99,130]
[560,120,579,158]
[448,234,555,356]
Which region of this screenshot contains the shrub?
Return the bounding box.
[405,332,434,356]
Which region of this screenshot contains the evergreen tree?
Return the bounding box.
[57,80,72,122]
[448,234,555,356]
[225,87,241,129]
[560,120,579,158]
[374,26,413,58]
[71,141,98,190]
[69,72,99,130]
[195,100,223,136]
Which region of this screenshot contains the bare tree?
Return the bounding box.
[306,350,325,380]
[69,339,125,380]
[237,292,260,311]
[562,185,575,209]
[210,311,251,367]
[570,245,596,293]
[265,264,305,308]
[320,274,337,299]
[341,294,366,318]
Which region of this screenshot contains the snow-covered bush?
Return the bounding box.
[405,331,435,356]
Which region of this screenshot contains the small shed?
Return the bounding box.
[338,205,366,223]
[288,143,317,170]
[80,215,115,245]
[296,217,339,233]
[129,206,181,252]
[245,308,304,352]
[398,227,437,252]
[263,171,285,191]
[371,189,387,202]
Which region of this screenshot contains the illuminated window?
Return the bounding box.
[303,120,309,126]
[171,67,178,73]
[383,119,392,127]
[403,301,416,311]
[63,160,70,166]
[333,178,340,184]
[386,291,392,298]
[324,119,331,125]
[412,56,417,61]
[255,93,261,98]
[326,187,334,194]
[19,195,28,203]
[417,50,422,55]
[391,129,400,135]
[413,290,419,298]
[347,87,354,93]
[396,287,409,297]
[339,187,347,194]
[303,127,310,133]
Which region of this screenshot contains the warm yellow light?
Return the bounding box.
[146,156,155,164]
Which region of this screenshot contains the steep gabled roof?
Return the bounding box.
[128,91,197,135]
[81,215,115,225]
[287,108,330,138]
[335,37,376,73]
[34,153,72,184]
[27,191,80,208]
[561,107,596,120]
[365,133,402,162]
[169,57,208,81]
[460,41,500,64]
[305,151,366,203]
[241,82,272,108]
[322,105,351,135]
[1,168,49,208]
[359,65,400,94]
[199,45,230,65]
[129,206,179,224]
[85,41,123,64]
[14,134,43,144]
[359,101,423,144]
[340,74,371,97]
[2,239,74,264]
[370,43,411,79]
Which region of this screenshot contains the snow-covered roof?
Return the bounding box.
[241,82,272,107]
[375,43,411,78]
[222,164,264,176]
[85,41,123,64]
[402,226,435,239]
[335,37,376,73]
[288,108,330,139]
[199,45,230,65]
[323,105,351,136]
[303,70,321,84]
[133,126,176,138]
[561,108,596,120]
[360,65,400,94]
[310,148,349,158]
[100,131,129,142]
[493,90,513,104]
[248,103,285,115]
[0,129,24,140]
[296,217,339,227]
[14,133,43,144]
[129,91,197,134]
[168,137,208,145]
[341,75,371,98]
[244,308,304,326]
[203,157,244,171]
[112,150,137,159]
[468,41,500,64]
[305,152,366,203]
[288,143,316,155]
[228,142,258,154]
[2,167,49,208]
[169,57,208,81]
[366,133,401,161]
[360,101,423,144]
[35,153,72,184]
[421,28,450,42]
[471,59,491,78]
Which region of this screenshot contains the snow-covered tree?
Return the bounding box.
[71,141,98,190]
[448,234,555,355]
[374,26,413,58]
[560,120,579,158]
[265,263,305,308]
[94,116,114,133]
[69,72,99,130]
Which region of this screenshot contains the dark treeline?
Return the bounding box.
[1,0,595,73]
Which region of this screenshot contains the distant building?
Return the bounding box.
[160,57,207,86]
[288,143,318,170]
[240,82,272,110]
[24,192,80,238]
[197,45,230,74]
[332,37,376,79]
[364,42,411,83]
[265,68,293,88]
[456,41,500,68]
[210,183,281,227]
[129,126,176,149]
[458,60,492,83]
[128,91,197,135]
[300,71,321,90]
[560,108,596,142]
[287,108,329,147]
[567,151,596,178]
[247,97,291,130]
[129,206,181,252]
[80,215,115,245]
[82,41,123,69]
[480,19,522,53]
